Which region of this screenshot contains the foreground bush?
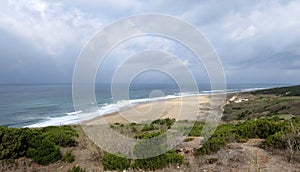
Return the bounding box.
[0,127,30,160]
[235,119,282,139]
[26,135,61,165]
[195,137,227,156]
[102,153,131,171]
[132,150,183,170]
[194,118,298,156]
[0,126,78,165]
[101,150,183,171]
[40,126,78,147]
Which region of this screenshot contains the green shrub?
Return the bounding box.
[63,150,75,163]
[195,137,227,156]
[189,121,204,137]
[261,132,286,149]
[132,150,183,170]
[102,153,131,171]
[212,124,237,142]
[0,127,30,160]
[164,150,184,165]
[151,118,175,129]
[26,135,61,165]
[184,137,194,142]
[141,124,156,132]
[68,165,86,172]
[40,126,78,147]
[134,131,162,139]
[235,119,281,139]
[0,126,80,165]
[188,121,204,136]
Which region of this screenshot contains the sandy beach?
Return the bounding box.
[84,94,224,125]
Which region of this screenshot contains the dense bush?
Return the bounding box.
[63,150,75,163]
[102,153,131,171]
[141,124,156,132]
[132,150,183,170]
[211,124,237,142]
[0,127,30,160]
[0,126,78,165]
[261,132,286,149]
[195,137,227,156]
[261,121,300,152]
[151,118,175,129]
[40,126,78,147]
[194,117,300,156]
[26,134,61,165]
[235,119,281,139]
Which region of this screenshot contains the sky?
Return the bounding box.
[0,0,300,84]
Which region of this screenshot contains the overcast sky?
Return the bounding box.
[0,0,300,84]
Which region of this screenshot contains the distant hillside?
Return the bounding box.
[223,85,300,121]
[251,85,300,96]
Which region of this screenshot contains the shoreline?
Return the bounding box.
[23,86,282,128]
[83,93,225,125]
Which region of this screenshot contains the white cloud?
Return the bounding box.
[230,25,256,41]
[0,0,102,55]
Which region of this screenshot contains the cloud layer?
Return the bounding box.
[0,0,299,84]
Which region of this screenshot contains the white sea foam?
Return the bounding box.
[23,88,264,128]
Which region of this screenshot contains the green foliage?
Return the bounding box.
[134,131,162,139]
[63,150,75,163]
[0,126,78,165]
[184,137,194,142]
[132,150,183,170]
[251,85,300,96]
[0,127,30,160]
[195,137,227,156]
[261,132,286,149]
[292,116,300,123]
[235,119,281,139]
[188,121,204,136]
[68,165,86,172]
[211,124,237,142]
[261,122,300,151]
[26,134,61,165]
[151,118,175,129]
[141,124,156,132]
[40,126,78,147]
[102,153,131,171]
[238,110,252,119]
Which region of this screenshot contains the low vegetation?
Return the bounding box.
[63,150,75,163]
[102,150,184,171]
[0,126,78,165]
[195,117,300,157]
[251,85,300,96]
[67,165,86,172]
[2,85,300,171]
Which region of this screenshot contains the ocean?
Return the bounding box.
[0,83,288,128]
